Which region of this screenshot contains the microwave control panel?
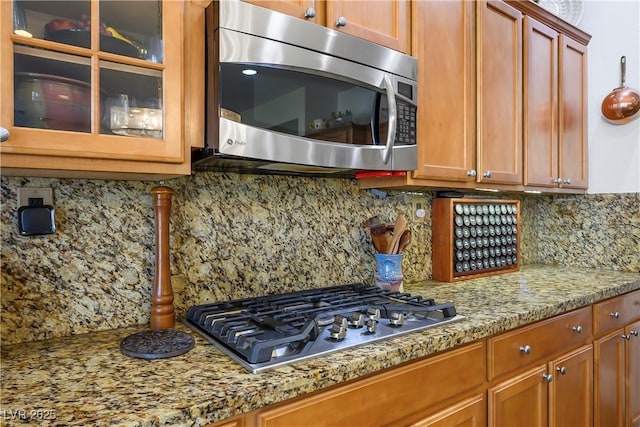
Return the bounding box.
[395,100,417,145]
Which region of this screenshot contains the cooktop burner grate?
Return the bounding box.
[186,284,463,373]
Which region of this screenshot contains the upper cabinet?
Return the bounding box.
[245,0,411,54]
[523,17,588,190]
[558,35,588,189]
[358,0,590,194]
[477,1,523,186]
[411,0,476,184]
[0,0,194,180]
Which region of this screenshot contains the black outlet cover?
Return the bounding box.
[18,205,56,236]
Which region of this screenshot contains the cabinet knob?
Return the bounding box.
[572,325,583,333]
[610,311,620,319]
[483,171,492,178]
[623,334,632,340]
[336,16,347,27]
[553,178,562,185]
[631,330,639,337]
[0,127,9,142]
[304,7,316,18]
[556,366,567,375]
[467,169,477,178]
[519,345,531,355]
[563,178,572,185]
[542,373,553,383]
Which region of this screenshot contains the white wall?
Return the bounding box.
[580,0,640,193]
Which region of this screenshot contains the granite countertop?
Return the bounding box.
[2,264,639,426]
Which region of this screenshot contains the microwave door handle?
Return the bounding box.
[381,74,397,165]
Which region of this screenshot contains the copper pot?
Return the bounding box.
[14,72,92,132]
[601,56,640,125]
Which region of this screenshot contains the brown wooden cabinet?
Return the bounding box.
[488,363,548,427]
[410,394,485,427]
[487,306,593,427]
[359,0,524,192]
[523,16,588,191]
[0,0,195,180]
[549,345,593,427]
[593,290,640,427]
[245,0,410,54]
[488,345,593,427]
[558,35,588,190]
[477,0,523,186]
[358,0,590,194]
[523,16,559,189]
[487,306,592,380]
[254,342,485,426]
[411,0,476,183]
[627,320,640,427]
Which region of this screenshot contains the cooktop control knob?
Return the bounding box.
[329,316,348,340]
[389,312,405,327]
[367,308,381,321]
[365,319,378,334]
[348,312,365,328]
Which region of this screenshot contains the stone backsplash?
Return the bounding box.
[1,174,638,345]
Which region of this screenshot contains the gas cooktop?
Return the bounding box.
[185,284,463,373]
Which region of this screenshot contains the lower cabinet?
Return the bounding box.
[629,320,640,427]
[595,319,640,427]
[255,342,485,426]
[593,289,640,427]
[488,344,593,427]
[409,394,485,427]
[488,364,548,427]
[549,345,593,427]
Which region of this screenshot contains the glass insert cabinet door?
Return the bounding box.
[1,0,183,163]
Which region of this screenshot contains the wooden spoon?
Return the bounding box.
[397,229,412,253]
[388,215,408,254]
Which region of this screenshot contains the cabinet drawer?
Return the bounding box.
[593,289,640,336]
[488,307,591,380]
[257,342,485,427]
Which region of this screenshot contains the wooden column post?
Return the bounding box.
[150,186,175,329]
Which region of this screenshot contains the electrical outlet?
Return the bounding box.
[411,197,427,223]
[18,187,54,208]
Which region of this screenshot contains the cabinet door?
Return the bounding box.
[411,0,476,182]
[523,16,559,188]
[257,343,484,427]
[410,394,485,427]
[558,35,588,189]
[243,0,324,24]
[627,321,640,427]
[488,364,548,427]
[594,329,626,427]
[549,345,593,427]
[477,1,523,185]
[0,0,187,178]
[326,1,410,53]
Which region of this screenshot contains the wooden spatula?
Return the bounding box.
[388,214,408,254]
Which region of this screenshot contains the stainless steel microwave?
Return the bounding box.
[192,0,418,177]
